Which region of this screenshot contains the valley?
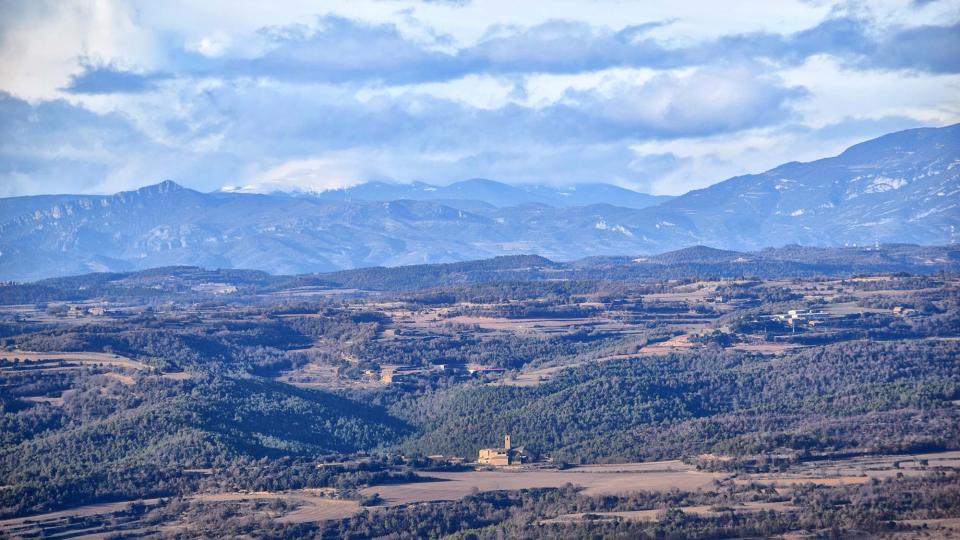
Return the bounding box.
[0,246,958,537]
[3,2,959,538]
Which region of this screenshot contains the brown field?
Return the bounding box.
[728,342,804,354]
[639,333,696,355]
[409,307,652,338]
[736,451,960,488]
[21,395,66,406]
[193,490,360,523]
[360,461,723,506]
[3,451,958,536]
[0,351,149,370]
[498,337,799,388]
[428,314,656,338]
[543,501,796,524]
[363,451,960,509]
[262,287,361,299]
[0,498,164,536]
[0,351,192,406]
[499,364,571,386]
[0,491,359,538]
[498,337,798,388]
[103,372,135,385]
[442,315,593,332]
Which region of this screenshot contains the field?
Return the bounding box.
[0,350,191,394]
[542,501,796,524]
[360,451,960,508]
[0,351,150,371]
[194,490,360,523]
[361,461,722,506]
[3,449,957,538]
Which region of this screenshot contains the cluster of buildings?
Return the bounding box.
[65,304,108,318]
[477,435,528,466]
[773,309,829,328]
[375,363,507,384]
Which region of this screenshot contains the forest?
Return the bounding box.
[0,246,958,537]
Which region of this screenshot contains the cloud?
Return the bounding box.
[557,66,806,139]
[64,63,171,94]
[40,11,946,96]
[0,60,807,196]
[241,157,368,193]
[0,92,244,196]
[872,22,960,73]
[174,63,803,157]
[145,14,960,90]
[0,0,162,100]
[460,20,674,74]
[0,2,957,198]
[206,16,464,85]
[0,92,146,195]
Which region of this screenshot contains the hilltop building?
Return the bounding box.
[477,435,527,466]
[774,309,829,327]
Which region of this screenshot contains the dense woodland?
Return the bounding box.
[392,340,960,461]
[0,247,958,536]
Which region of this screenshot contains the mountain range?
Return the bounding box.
[1,124,957,281]
[229,178,674,210]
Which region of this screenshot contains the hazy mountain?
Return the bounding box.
[0,125,957,281]
[655,124,960,249]
[0,182,691,280]
[291,178,673,209]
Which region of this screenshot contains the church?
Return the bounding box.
[477,435,526,466]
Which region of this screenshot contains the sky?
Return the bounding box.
[0,0,958,197]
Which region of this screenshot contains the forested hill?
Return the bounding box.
[1,244,956,303]
[395,340,960,462]
[1,244,957,526]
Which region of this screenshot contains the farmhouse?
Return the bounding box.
[477,435,527,466]
[774,309,828,324]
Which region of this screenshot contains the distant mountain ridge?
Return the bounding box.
[1,124,957,281]
[227,178,673,210]
[5,245,955,303]
[660,124,960,249]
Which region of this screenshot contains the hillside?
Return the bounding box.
[655,124,960,249]
[396,340,960,462]
[1,245,955,302]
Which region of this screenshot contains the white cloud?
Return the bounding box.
[241,157,367,193]
[0,0,957,197]
[0,0,161,101]
[780,55,960,126]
